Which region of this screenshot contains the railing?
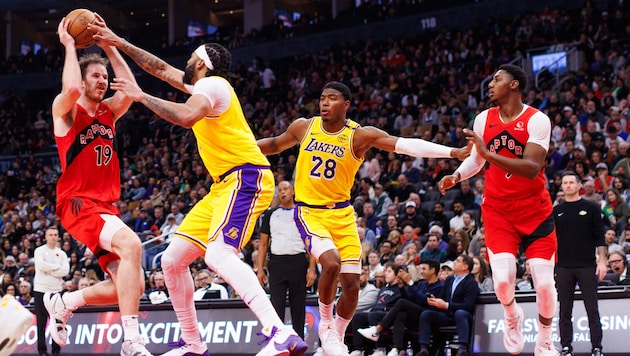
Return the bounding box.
[534,47,576,89]
[141,231,174,271]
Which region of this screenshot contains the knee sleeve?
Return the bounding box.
[529,257,557,319]
[489,252,517,305]
[162,238,202,291]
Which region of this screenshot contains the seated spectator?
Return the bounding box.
[146,271,169,304]
[416,254,480,356]
[77,277,91,290]
[471,256,494,292]
[438,260,454,283]
[378,240,396,266]
[356,259,444,356]
[193,269,229,300]
[401,241,422,282]
[516,260,534,291]
[160,213,180,236]
[17,280,33,306]
[605,228,623,254]
[349,262,403,356]
[373,270,386,290]
[445,237,465,262]
[355,266,379,313]
[420,231,447,263]
[366,250,384,282]
[606,250,630,285]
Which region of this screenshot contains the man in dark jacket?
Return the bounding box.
[417,254,480,356]
[357,259,444,355]
[348,262,403,355]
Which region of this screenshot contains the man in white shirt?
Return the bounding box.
[193,269,229,300]
[34,227,69,356]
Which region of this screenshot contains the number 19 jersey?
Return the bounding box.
[295,117,363,205]
[55,103,120,204]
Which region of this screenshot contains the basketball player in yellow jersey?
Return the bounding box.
[258,81,470,355]
[94,20,308,356]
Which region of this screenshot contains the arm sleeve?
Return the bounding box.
[192,77,231,116]
[395,138,452,158]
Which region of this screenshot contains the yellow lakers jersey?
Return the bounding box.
[191,77,269,179]
[295,117,363,205]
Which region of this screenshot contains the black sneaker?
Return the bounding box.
[561,346,573,356]
[591,348,603,356]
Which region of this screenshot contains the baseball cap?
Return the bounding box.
[596,162,608,170]
[562,106,573,113]
[574,144,586,152]
[441,261,454,270]
[592,132,605,141]
[405,201,417,208]
[167,213,176,220]
[5,256,16,265]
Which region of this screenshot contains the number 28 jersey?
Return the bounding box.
[55,103,120,204]
[295,116,363,206]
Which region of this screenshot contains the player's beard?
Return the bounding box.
[183,62,195,85]
[86,86,105,102]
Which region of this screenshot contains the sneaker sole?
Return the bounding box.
[43,293,68,347]
[0,305,33,356]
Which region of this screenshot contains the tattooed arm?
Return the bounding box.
[110,78,210,128]
[90,20,187,93]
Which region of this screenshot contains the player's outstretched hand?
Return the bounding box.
[89,13,124,48]
[451,141,473,161]
[110,78,144,101]
[57,17,75,47]
[438,173,460,195]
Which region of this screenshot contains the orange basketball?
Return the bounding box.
[65,9,96,49]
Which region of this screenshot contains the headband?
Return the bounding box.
[194,45,214,70]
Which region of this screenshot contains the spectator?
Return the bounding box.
[160,213,180,236]
[192,269,229,300]
[420,231,447,263]
[356,259,444,356]
[438,260,454,283]
[416,254,480,356]
[348,262,403,356]
[146,271,169,304]
[606,250,629,285]
[355,265,379,313]
[471,256,494,292]
[373,184,393,218]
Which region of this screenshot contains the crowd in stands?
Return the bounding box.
[1,1,630,352]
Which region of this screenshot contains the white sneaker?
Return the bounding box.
[43,291,74,347]
[357,326,380,342]
[386,348,399,356]
[369,348,386,356]
[0,295,34,356]
[160,338,209,356]
[319,325,345,356]
[503,303,525,355]
[120,335,153,356]
[256,326,308,356]
[535,338,559,356]
[348,351,364,356]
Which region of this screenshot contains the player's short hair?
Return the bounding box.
[78,53,109,79]
[498,64,527,92]
[323,81,352,101]
[561,170,580,182]
[200,43,232,79]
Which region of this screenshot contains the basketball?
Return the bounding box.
[65,9,96,49]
